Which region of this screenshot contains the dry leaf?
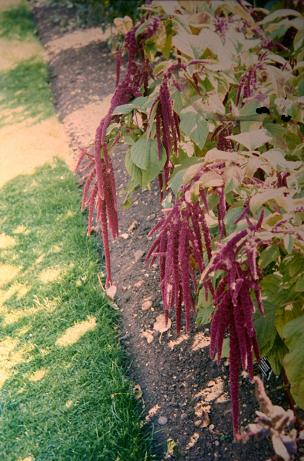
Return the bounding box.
[121,233,129,239]
[134,280,144,288]
[145,404,161,422]
[141,330,154,344]
[106,284,117,300]
[168,334,189,350]
[142,298,152,311]
[186,432,199,450]
[133,384,143,400]
[153,314,172,333]
[191,332,210,351]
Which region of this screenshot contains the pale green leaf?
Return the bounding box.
[228,128,272,150]
[259,8,301,25]
[259,245,280,270]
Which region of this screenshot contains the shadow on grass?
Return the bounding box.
[0,159,152,460]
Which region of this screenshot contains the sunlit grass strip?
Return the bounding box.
[0,160,152,461]
[0,58,54,126]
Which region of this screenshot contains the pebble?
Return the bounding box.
[158,416,168,426]
[215,440,220,446]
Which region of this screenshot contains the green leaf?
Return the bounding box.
[112,103,135,115]
[130,135,166,186]
[259,245,280,269]
[283,315,304,408]
[196,288,213,326]
[267,335,288,376]
[255,301,277,356]
[259,8,301,25]
[294,273,304,292]
[224,206,243,234]
[180,110,208,149]
[239,100,261,132]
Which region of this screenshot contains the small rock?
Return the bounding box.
[134,250,145,262]
[158,416,168,426]
[128,220,139,232]
[142,298,152,311]
[215,440,220,446]
[209,424,215,431]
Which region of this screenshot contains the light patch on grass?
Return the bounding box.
[15,326,31,337]
[62,209,76,219]
[65,399,73,409]
[0,232,16,249]
[39,267,61,284]
[34,254,45,266]
[13,224,29,235]
[56,317,97,347]
[2,306,40,326]
[0,264,19,287]
[19,457,33,461]
[0,337,33,388]
[0,39,43,72]
[51,244,62,253]
[0,283,29,306]
[28,368,47,382]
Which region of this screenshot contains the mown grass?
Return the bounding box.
[0,3,36,40]
[0,160,152,460]
[0,58,54,126]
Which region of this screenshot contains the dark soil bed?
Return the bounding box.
[31,4,303,460]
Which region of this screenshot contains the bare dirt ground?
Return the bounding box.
[31,4,302,460]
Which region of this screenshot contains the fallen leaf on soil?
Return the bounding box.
[106,284,117,300]
[191,331,210,351]
[195,400,211,418]
[134,280,144,288]
[133,384,143,400]
[134,249,145,262]
[165,438,177,459]
[153,314,172,333]
[128,220,139,232]
[186,432,199,450]
[141,330,154,344]
[168,334,189,350]
[121,233,129,239]
[145,404,161,421]
[142,298,152,311]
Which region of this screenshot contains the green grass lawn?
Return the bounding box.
[0,160,151,460]
[0,3,36,40]
[0,58,54,127]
